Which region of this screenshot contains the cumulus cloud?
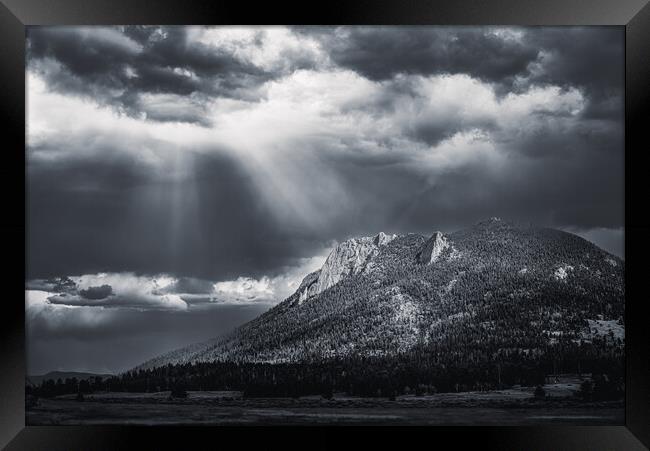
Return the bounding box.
[27,273,187,311]
[212,277,274,303]
[191,26,328,74]
[27,26,268,125]
[211,250,329,304]
[26,26,334,127]
[27,245,329,314]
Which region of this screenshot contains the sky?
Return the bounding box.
[25,26,624,374]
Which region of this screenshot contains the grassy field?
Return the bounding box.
[26,383,624,425]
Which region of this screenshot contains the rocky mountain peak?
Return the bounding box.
[474,217,518,231]
[374,231,397,246]
[416,231,449,264]
[296,232,396,303]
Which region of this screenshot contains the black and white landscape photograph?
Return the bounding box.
[25,25,625,425]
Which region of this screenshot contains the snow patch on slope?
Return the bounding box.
[385,286,420,352]
[582,319,624,342]
[554,265,574,281]
[390,290,418,324]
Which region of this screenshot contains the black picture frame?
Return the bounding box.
[2,1,649,449]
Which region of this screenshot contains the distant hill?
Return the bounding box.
[137,218,624,374]
[27,371,113,386]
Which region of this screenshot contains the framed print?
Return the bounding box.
[1,0,649,449]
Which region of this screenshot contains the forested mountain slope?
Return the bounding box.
[137,218,624,374]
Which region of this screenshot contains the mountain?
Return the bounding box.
[26,371,113,386]
[137,219,624,372]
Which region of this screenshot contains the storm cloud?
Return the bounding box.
[26,26,624,374]
[298,27,623,101]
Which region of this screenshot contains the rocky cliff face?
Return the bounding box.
[297,232,397,302]
[297,270,321,304]
[416,231,449,264]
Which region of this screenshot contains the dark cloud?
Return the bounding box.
[521,27,624,126]
[407,114,497,147]
[386,150,623,235]
[500,116,623,160]
[295,27,536,85]
[46,293,177,310]
[299,26,622,107]
[167,277,215,295]
[79,284,113,300]
[26,26,270,125]
[566,227,624,260]
[321,140,622,240]
[525,28,623,96]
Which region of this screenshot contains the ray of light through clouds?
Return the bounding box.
[25,26,624,373]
